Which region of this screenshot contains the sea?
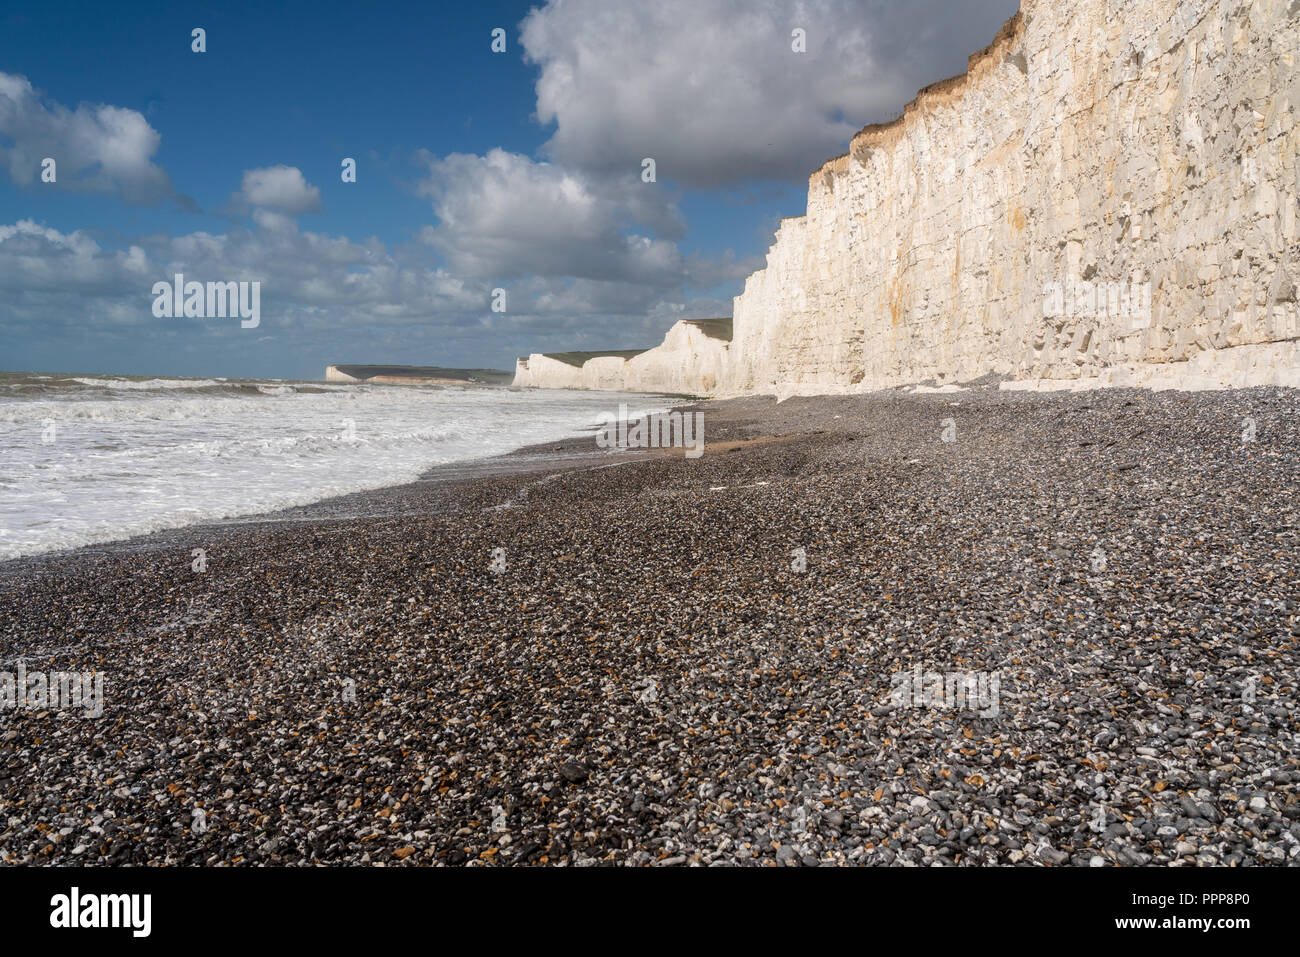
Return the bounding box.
[0,371,666,561]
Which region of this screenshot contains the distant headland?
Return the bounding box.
[325,364,513,386]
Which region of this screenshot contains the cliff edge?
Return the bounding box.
[513,319,731,393]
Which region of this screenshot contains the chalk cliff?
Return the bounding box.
[516,0,1300,396]
[624,319,731,394]
[325,365,361,383]
[511,354,594,390]
[513,320,731,394]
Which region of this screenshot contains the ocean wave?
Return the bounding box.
[71,376,226,391]
[0,385,669,560]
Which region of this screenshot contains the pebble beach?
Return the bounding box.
[1,385,1298,866]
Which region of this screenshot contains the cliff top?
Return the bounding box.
[540,349,650,368]
[813,8,1025,180]
[684,317,733,342]
[328,364,513,385]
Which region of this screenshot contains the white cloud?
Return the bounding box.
[0,217,482,327]
[0,220,150,295]
[416,148,684,285]
[234,165,322,216]
[0,213,740,373]
[0,210,727,330]
[0,71,177,204]
[520,0,1020,187]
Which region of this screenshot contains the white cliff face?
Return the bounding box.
[512,320,731,394]
[583,356,631,391]
[512,354,590,390]
[727,0,1300,396]
[625,321,730,394]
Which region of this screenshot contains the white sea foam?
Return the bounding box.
[0,373,666,560]
[71,376,226,391]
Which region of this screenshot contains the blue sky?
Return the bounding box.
[0,0,1020,379]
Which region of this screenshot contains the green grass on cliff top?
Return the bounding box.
[541,349,650,367]
[330,365,513,384]
[683,317,733,341]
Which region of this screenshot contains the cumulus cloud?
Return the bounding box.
[0,220,150,295]
[520,0,1020,187]
[0,209,739,374]
[0,71,179,205]
[234,165,322,217]
[0,209,726,338]
[416,148,685,285]
[0,216,485,331]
